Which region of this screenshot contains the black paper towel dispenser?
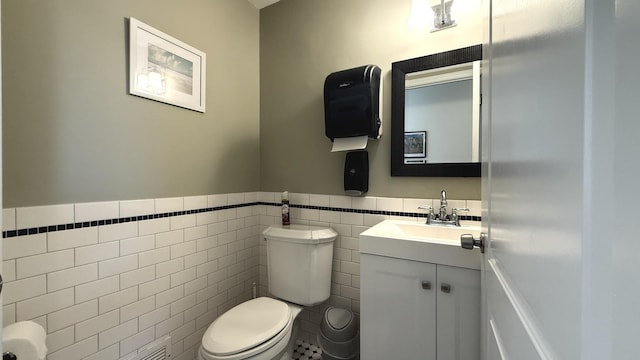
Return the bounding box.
[324,65,382,141]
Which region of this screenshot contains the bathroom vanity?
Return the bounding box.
[359,220,481,360]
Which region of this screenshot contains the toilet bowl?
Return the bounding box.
[198,297,302,360]
[198,225,337,360]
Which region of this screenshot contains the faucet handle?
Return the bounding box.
[418,205,435,216]
[451,207,470,226]
[418,206,435,225]
[452,208,470,218]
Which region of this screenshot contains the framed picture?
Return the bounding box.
[404,131,427,158]
[129,17,206,112]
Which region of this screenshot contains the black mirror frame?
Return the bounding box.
[391,44,482,177]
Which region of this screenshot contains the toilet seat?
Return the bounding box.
[200,297,294,360]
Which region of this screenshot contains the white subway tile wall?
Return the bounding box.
[3,193,261,360]
[2,192,480,360]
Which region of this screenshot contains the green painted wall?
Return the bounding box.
[259,0,482,200]
[2,0,260,207]
[3,0,484,208]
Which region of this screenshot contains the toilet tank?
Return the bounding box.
[263,225,337,306]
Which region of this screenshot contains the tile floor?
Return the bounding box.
[292,340,323,359]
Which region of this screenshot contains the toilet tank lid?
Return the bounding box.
[263,225,337,244]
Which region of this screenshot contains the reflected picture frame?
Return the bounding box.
[404,131,427,158]
[129,17,206,112]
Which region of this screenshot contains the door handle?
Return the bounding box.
[441,283,452,293]
[460,232,486,253]
[421,281,432,290]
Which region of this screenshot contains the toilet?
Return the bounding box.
[198,224,338,360]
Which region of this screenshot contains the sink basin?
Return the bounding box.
[359,220,481,269]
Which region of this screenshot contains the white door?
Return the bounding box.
[482,0,587,358]
[0,0,4,349]
[480,0,640,359]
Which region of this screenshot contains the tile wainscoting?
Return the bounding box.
[1,192,480,360]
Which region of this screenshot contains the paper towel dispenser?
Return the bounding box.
[324,65,382,141]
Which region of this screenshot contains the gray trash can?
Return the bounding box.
[318,307,359,360]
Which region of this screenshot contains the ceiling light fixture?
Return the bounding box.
[429,0,456,31]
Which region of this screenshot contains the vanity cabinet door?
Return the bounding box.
[436,265,481,360]
[361,254,437,360]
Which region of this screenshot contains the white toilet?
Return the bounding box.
[198,224,338,360]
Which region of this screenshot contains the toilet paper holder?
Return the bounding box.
[0,273,10,360]
[0,274,13,360]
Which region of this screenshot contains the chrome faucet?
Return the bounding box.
[418,189,469,226]
[439,190,448,220]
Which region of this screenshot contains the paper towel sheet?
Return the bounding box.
[331,136,368,152]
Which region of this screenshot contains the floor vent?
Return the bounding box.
[125,336,172,360]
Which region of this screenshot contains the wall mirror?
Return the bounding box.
[391,45,482,177]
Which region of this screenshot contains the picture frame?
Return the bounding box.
[129,17,206,112]
[404,131,427,158]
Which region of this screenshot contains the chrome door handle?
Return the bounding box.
[461,232,487,253]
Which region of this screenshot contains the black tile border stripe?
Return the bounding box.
[2,201,481,239]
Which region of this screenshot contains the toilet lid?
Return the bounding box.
[202,297,291,356]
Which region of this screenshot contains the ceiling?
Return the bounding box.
[247,0,281,9]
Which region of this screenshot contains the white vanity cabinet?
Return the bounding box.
[360,254,480,360]
[359,220,482,360]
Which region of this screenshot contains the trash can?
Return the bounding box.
[318,307,359,360]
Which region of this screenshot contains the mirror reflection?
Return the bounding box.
[404,61,480,164]
[391,45,482,177]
